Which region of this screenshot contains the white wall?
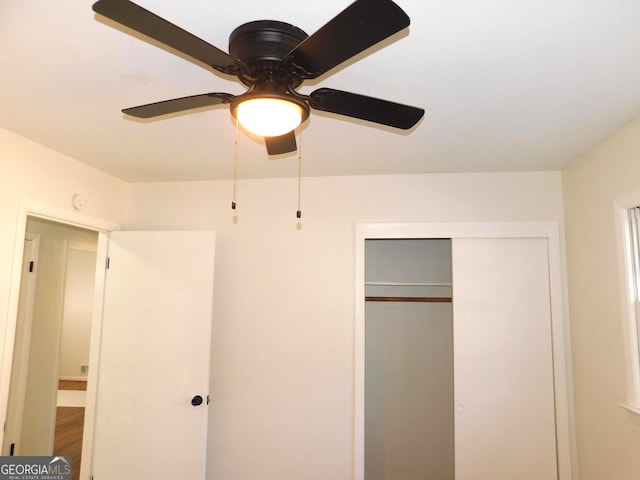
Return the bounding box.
[59,242,98,380]
[563,118,640,480]
[125,171,566,480]
[0,127,129,446]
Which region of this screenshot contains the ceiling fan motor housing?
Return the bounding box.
[229,20,309,88]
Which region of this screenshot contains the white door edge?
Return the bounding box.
[79,232,111,480]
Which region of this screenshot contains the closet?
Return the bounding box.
[361,234,560,480]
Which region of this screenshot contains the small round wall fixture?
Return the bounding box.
[72,194,86,211]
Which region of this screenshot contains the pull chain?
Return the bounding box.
[232,115,239,210]
[296,126,303,219]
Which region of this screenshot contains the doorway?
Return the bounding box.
[3,217,98,480]
[2,219,217,480]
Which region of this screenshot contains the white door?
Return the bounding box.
[2,235,39,456]
[452,237,557,480]
[90,231,216,480]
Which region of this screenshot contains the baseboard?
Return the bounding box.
[58,376,88,382]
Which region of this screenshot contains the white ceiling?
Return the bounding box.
[2,0,640,182]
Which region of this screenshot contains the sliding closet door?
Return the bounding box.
[452,238,557,480]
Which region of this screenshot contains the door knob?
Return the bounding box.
[191,395,203,406]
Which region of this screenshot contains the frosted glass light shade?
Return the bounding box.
[236,98,303,137]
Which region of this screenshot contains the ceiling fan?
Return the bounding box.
[92,0,425,155]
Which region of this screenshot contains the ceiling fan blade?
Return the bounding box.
[122,93,233,119]
[265,131,297,155]
[309,88,424,129]
[285,0,410,79]
[309,88,424,130]
[92,0,240,73]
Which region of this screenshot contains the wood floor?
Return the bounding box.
[58,380,87,391]
[54,380,86,480]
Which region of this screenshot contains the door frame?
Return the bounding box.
[353,221,575,480]
[0,198,119,462]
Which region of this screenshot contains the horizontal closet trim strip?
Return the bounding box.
[365,282,452,286]
[365,296,452,303]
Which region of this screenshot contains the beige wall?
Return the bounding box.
[0,127,129,443]
[126,172,567,480]
[0,123,578,479]
[59,244,98,380]
[563,118,640,480]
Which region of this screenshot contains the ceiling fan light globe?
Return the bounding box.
[237,98,303,137]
